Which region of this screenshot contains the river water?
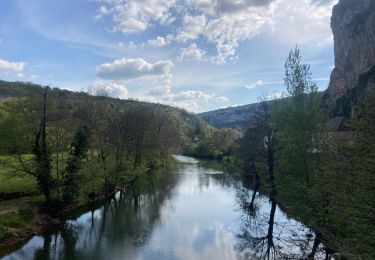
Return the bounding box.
[3,155,330,260]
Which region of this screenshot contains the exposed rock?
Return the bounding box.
[325,0,375,106]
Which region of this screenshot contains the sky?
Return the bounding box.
[0,0,338,112]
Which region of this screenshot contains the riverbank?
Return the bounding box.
[0,164,150,257]
[0,189,118,257]
[0,155,167,253]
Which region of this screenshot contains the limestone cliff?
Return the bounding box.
[325,0,375,108]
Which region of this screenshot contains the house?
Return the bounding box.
[325,116,354,145]
[325,116,347,132]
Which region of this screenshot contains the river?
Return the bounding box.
[3,155,331,260]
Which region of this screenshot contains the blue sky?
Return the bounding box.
[0,0,337,112]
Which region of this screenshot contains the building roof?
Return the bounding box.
[325,116,345,131]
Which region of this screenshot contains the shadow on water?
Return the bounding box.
[4,156,333,260]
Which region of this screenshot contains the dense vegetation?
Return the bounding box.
[0,82,203,230]
[184,121,235,162]
[235,47,375,259]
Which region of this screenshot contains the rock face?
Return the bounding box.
[325,0,375,106]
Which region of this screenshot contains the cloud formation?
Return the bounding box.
[98,0,176,34]
[97,0,337,64]
[96,58,173,80]
[87,82,129,99]
[148,36,170,47]
[0,59,25,72]
[178,43,206,61]
[246,80,263,89]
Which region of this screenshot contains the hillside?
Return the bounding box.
[0,80,204,132]
[198,95,300,128]
[198,103,260,128]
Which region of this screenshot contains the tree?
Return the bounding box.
[273,47,324,188]
[236,98,275,193]
[48,92,75,198]
[62,127,89,203]
[33,87,54,202]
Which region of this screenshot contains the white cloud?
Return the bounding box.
[170,90,213,102]
[215,96,229,102]
[99,0,337,64]
[175,7,269,63]
[148,36,171,47]
[140,88,219,112]
[146,83,222,112]
[207,11,269,63]
[267,91,284,100]
[178,43,206,61]
[96,58,174,80]
[267,0,338,45]
[147,73,173,96]
[163,90,216,111]
[245,80,263,89]
[105,82,129,99]
[0,59,25,73]
[95,5,110,20]
[100,0,176,34]
[88,82,128,99]
[148,84,171,96]
[89,0,337,111]
[176,14,206,42]
[30,74,39,80]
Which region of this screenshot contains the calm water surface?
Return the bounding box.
[3,155,330,260]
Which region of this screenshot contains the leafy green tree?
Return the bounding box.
[62,127,89,203]
[273,47,324,188]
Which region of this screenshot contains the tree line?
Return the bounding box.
[0,86,185,207]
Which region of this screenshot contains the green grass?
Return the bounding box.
[26,195,44,206]
[0,209,33,240]
[0,164,38,194]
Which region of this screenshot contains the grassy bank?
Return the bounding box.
[0,155,169,251]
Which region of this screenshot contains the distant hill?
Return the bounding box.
[0,80,205,132]
[198,103,260,128]
[199,91,329,128]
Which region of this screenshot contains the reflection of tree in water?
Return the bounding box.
[33,233,52,260]
[33,223,79,260]
[29,168,179,259]
[234,180,333,260]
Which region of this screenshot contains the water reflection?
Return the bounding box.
[4,156,331,260]
[234,176,332,260]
